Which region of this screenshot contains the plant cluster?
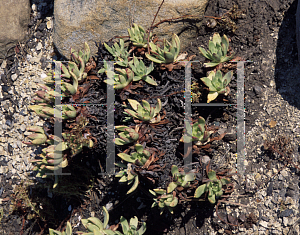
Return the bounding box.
[49,206,146,235]
[197,32,235,103]
[24,17,237,232]
[24,43,95,188]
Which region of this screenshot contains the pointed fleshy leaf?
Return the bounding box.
[117,153,135,163]
[143,75,157,86]
[194,184,207,198]
[120,216,130,234]
[185,172,195,182]
[207,91,219,103]
[167,182,177,193]
[127,175,139,194]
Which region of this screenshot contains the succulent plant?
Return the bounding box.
[180,116,213,145]
[201,70,233,103]
[79,206,116,235]
[105,68,134,90]
[98,59,116,79]
[71,41,91,65]
[28,104,77,120]
[194,170,230,204]
[127,23,151,48]
[128,56,156,86]
[115,216,146,235]
[49,221,72,235]
[104,39,129,67]
[115,126,139,145]
[167,165,195,193]
[198,32,234,67]
[149,188,178,215]
[115,162,139,195]
[118,144,151,166]
[22,126,48,145]
[115,144,151,194]
[69,42,90,81]
[124,99,162,123]
[145,33,180,64]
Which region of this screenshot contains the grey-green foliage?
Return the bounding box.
[80,207,115,235]
[114,216,146,235]
[124,99,161,123]
[180,116,213,145]
[104,39,129,67]
[167,165,195,193]
[98,60,115,79]
[194,170,230,204]
[104,68,134,90]
[127,23,151,48]
[149,189,178,215]
[201,70,233,103]
[49,221,72,235]
[117,144,151,166]
[145,33,180,64]
[115,144,151,194]
[198,32,234,67]
[128,56,156,86]
[115,162,139,195]
[115,126,139,145]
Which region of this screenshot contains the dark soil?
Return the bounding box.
[0,0,298,234]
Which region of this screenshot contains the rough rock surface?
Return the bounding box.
[0,0,31,58]
[53,0,208,59]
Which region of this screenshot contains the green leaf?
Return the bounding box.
[167,182,178,193]
[127,175,139,194]
[194,184,207,198]
[117,153,135,163]
[137,222,147,235]
[130,216,138,229]
[184,172,195,182]
[208,170,217,181]
[120,216,129,234]
[102,206,109,228]
[207,91,219,103]
[208,190,216,204]
[153,188,166,195]
[171,165,179,176]
[143,75,157,86]
[145,53,164,64]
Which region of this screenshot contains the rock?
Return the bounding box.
[0,0,30,58]
[35,31,44,39]
[53,0,208,58]
[36,42,43,51]
[253,85,263,96]
[37,23,46,32]
[278,209,293,218]
[201,155,210,164]
[11,74,18,82]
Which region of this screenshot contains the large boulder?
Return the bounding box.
[53,0,208,59]
[0,0,31,58]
